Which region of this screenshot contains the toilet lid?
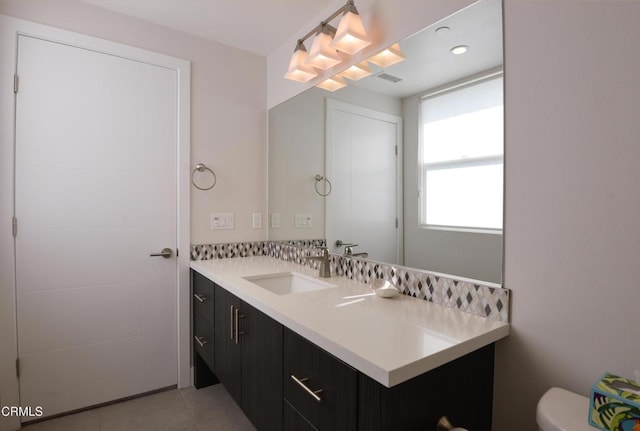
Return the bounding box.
[536,387,596,431]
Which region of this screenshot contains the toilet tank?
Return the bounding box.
[537,387,595,431]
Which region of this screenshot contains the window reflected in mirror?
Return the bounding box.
[419,73,503,232]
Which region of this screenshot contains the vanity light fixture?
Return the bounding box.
[306,23,342,70]
[450,45,469,55]
[340,61,372,81]
[329,0,371,55]
[316,75,347,92]
[284,40,318,83]
[367,43,406,68]
[284,0,371,82]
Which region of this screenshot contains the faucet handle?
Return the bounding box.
[335,240,358,248]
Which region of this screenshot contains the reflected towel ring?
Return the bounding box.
[314,175,332,197]
[191,163,217,191]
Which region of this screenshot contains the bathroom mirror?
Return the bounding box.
[268,0,503,283]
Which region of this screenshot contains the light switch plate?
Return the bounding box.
[252,213,262,229]
[211,213,234,229]
[271,213,280,229]
[295,213,312,229]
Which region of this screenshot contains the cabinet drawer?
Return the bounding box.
[194,312,214,370]
[193,271,214,322]
[284,329,357,431]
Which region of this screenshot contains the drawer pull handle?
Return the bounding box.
[230,305,235,340]
[291,375,322,402]
[234,308,245,344]
[193,293,207,303]
[194,336,208,347]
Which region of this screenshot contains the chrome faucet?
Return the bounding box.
[344,245,368,259]
[336,240,369,259]
[305,247,331,278]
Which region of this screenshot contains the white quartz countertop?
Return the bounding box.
[190,256,509,388]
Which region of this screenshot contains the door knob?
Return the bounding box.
[150,248,173,258]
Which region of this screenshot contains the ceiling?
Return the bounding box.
[81,0,337,56]
[81,0,502,99]
[349,0,502,98]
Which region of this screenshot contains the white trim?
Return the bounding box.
[325,99,404,264]
[423,225,503,235]
[418,68,504,102]
[0,16,190,430]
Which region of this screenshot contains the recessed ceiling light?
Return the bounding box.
[435,26,450,35]
[450,45,469,55]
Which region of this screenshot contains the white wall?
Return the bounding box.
[0,0,268,245]
[269,1,640,430]
[495,1,640,430]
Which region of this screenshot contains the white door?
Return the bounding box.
[325,100,403,264]
[14,35,178,419]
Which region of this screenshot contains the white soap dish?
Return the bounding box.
[370,279,399,298]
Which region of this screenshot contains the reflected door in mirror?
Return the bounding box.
[326,100,403,264]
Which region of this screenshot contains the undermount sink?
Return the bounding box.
[243,272,337,295]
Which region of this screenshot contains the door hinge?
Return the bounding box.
[16,357,20,378]
[12,216,17,237]
[395,218,399,228]
[176,248,179,257]
[13,73,19,93]
[395,145,398,156]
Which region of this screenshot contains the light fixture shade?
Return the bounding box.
[329,10,371,55]
[306,25,342,70]
[316,75,347,92]
[284,43,318,82]
[340,61,372,81]
[367,43,406,68]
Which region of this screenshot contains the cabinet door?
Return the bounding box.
[358,343,495,431]
[214,284,242,405]
[241,301,283,431]
[284,329,357,431]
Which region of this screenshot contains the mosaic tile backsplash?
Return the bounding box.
[191,240,509,322]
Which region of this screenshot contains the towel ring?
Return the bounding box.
[314,175,332,197]
[191,163,217,191]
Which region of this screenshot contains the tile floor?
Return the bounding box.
[23,385,256,431]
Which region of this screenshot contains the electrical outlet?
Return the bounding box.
[211,213,234,229]
[295,213,312,228]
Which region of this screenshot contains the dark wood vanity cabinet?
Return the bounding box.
[213,284,243,404]
[192,271,217,388]
[358,343,495,431]
[240,297,284,431]
[213,283,284,431]
[283,328,357,431]
[192,269,496,431]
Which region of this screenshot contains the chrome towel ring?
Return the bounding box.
[314,175,332,196]
[191,163,217,191]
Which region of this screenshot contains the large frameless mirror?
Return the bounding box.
[268,0,504,283]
